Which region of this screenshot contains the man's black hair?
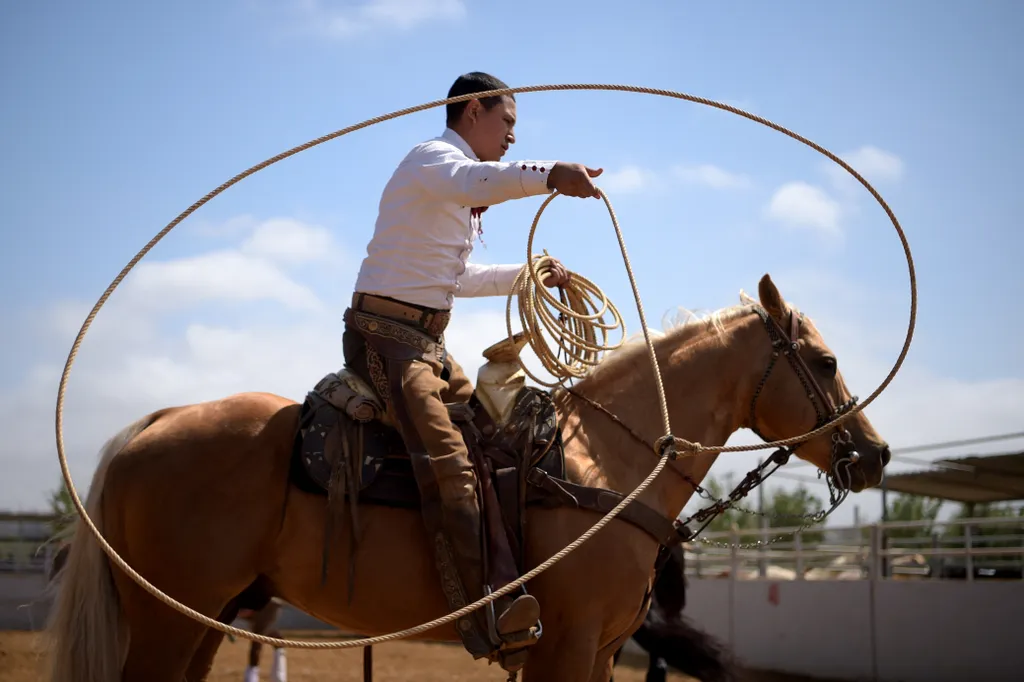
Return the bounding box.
[445,72,513,126]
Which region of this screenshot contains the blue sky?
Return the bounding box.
[2,0,1022,528]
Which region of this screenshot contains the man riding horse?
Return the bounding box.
[342,71,604,662]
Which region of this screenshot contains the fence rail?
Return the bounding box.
[685,515,1024,581]
[2,513,1022,581]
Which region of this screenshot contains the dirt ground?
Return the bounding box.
[2,629,708,681]
[0,629,835,682]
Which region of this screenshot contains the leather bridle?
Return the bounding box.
[747,304,861,477]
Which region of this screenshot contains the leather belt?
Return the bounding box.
[351,292,451,338]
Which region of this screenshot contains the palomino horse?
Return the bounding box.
[46,275,891,682]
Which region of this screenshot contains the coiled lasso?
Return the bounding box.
[53,83,916,650]
[508,251,627,389]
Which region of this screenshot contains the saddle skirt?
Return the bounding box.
[291,332,565,565]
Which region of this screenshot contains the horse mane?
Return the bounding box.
[572,290,760,387]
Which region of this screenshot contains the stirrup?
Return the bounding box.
[483,588,542,670]
[494,594,540,638]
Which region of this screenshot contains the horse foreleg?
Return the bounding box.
[184,628,228,682]
[521,624,601,682]
[588,655,616,682]
[184,600,240,682]
[610,645,624,682]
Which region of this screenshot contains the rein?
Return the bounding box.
[564,302,862,548]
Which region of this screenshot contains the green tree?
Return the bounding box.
[884,494,943,540]
[48,478,78,540]
[768,485,826,545]
[943,501,1024,549]
[682,474,826,544]
[686,472,757,536]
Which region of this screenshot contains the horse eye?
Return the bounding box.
[820,357,837,374]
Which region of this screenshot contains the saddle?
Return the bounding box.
[291,333,568,569]
[289,331,688,657]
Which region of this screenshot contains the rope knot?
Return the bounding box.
[655,435,699,459]
[662,436,704,457]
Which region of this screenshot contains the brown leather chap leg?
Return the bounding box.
[342,308,506,659]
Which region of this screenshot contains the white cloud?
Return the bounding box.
[240,217,338,265]
[124,250,326,312]
[672,163,752,190]
[600,165,654,194]
[765,181,842,237]
[824,145,905,195]
[294,0,466,38]
[600,162,751,195]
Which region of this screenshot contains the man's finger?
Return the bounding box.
[587,167,604,177]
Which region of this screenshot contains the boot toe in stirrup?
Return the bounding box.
[495,594,540,637]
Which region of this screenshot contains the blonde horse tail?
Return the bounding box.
[46,413,158,682]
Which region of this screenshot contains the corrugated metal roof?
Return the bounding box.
[883,451,1024,503]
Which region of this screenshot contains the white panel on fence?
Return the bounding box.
[874,581,1023,682]
[684,577,1024,682]
[732,580,874,680]
[678,578,731,646]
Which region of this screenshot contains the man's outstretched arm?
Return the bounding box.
[413,141,603,208]
[414,142,557,207]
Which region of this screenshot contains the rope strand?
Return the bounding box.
[52,83,915,651]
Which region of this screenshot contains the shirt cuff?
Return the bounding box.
[516,161,558,197]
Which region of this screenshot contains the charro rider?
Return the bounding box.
[341,71,603,663]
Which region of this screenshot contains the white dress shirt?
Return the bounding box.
[353,128,558,310]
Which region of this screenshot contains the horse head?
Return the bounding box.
[746,273,891,492]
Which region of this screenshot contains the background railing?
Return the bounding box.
[2,512,1023,581]
[684,515,1024,581]
[0,513,62,575]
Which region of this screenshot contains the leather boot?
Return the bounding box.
[439,500,540,646]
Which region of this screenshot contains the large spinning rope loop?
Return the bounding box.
[54,83,916,650]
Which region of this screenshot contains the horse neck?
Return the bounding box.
[554,306,769,522]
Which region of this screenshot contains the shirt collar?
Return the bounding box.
[441,127,478,161]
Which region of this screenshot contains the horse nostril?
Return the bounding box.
[880,444,892,466]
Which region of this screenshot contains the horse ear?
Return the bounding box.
[758,273,787,320]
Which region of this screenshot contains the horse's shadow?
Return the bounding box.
[612,545,737,682]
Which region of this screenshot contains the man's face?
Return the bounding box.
[464,96,517,162]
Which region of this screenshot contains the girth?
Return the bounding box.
[524,469,686,548]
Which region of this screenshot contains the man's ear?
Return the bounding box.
[464,98,481,124]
